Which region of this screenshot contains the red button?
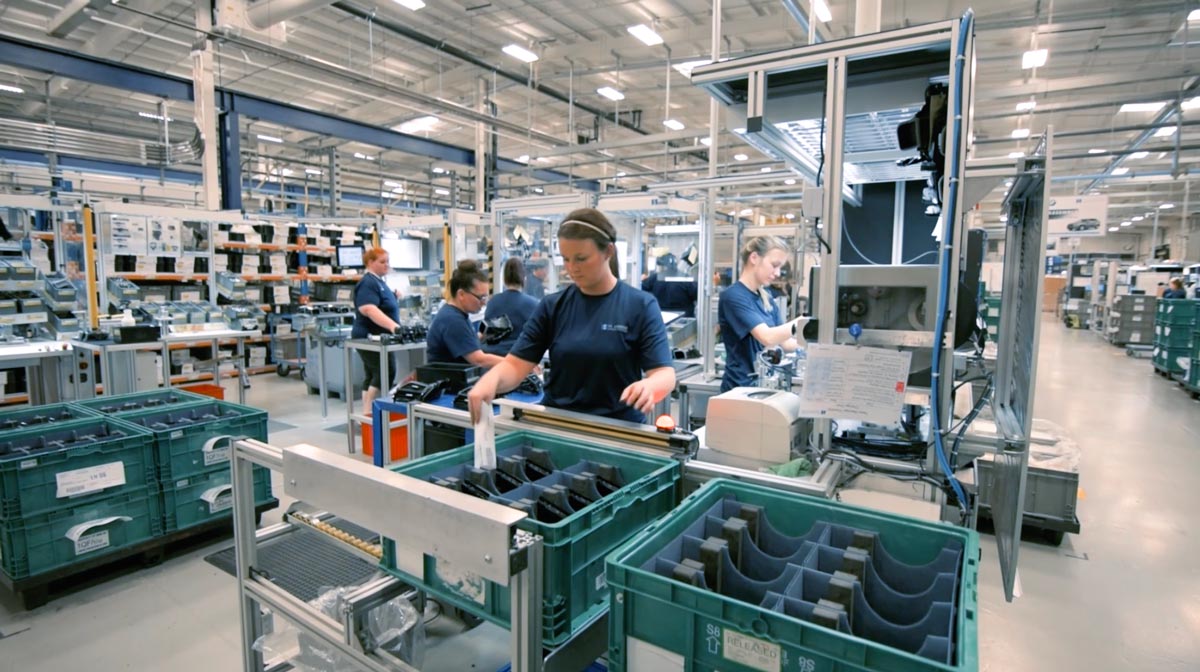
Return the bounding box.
[654,414,676,432]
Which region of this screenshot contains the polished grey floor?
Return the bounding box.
[1,316,1198,671]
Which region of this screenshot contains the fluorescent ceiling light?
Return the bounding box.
[1119,102,1166,113]
[627,24,664,46]
[738,208,753,216]
[515,154,529,164]
[785,213,795,219]
[1129,151,1149,160]
[616,171,627,177]
[1011,128,1030,139]
[597,86,625,101]
[257,134,283,143]
[1153,126,1176,137]
[431,167,446,174]
[1015,101,1036,112]
[1120,221,1132,227]
[760,167,772,173]
[1182,96,1200,111]
[393,0,424,9]
[784,178,796,185]
[663,119,686,131]
[434,188,450,196]
[305,168,323,175]
[700,137,712,146]
[812,0,832,23]
[533,187,544,193]
[1159,203,1174,209]
[0,84,24,94]
[672,59,711,77]
[1005,180,1014,187]
[999,214,1008,222]
[1108,227,1120,232]
[384,180,402,188]
[536,157,552,163]
[1008,151,1025,158]
[380,191,393,198]
[1021,49,1048,69]
[502,44,539,63]
[1190,9,1200,21]
[734,153,749,161]
[1088,148,1106,154]
[396,115,438,133]
[353,152,375,160]
[392,187,405,193]
[1111,167,1129,176]
[732,127,746,134]
[1132,216,1144,222]
[138,111,173,121]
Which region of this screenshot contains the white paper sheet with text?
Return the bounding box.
[797,344,913,425]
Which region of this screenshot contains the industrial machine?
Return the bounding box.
[705,387,808,462]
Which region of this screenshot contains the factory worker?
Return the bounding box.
[425,260,506,368]
[717,235,813,392]
[1162,277,1188,299]
[468,208,675,424]
[481,257,540,355]
[352,247,403,410]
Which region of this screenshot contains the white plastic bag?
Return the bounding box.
[474,410,497,469]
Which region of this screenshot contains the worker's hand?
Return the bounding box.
[467,380,497,425]
[394,289,402,300]
[620,379,658,417]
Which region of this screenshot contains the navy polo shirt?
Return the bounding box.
[425,303,482,365]
[718,281,782,392]
[509,282,672,423]
[351,273,400,338]
[483,289,539,355]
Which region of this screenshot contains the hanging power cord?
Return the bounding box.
[950,372,994,471]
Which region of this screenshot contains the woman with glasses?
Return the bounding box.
[425,260,506,368]
[468,208,675,425]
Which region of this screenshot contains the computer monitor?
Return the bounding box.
[381,237,425,270]
[336,244,365,269]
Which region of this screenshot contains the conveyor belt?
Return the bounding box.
[205,518,380,602]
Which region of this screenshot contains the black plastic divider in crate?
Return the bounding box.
[646,498,964,665]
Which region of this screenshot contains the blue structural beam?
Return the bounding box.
[0,35,599,191]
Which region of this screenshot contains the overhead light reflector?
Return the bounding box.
[305,168,323,175]
[1112,167,1129,176]
[1088,148,1106,154]
[1154,126,1176,137]
[0,84,24,94]
[393,0,425,9]
[1120,221,1132,227]
[431,166,447,174]
[502,44,539,63]
[1011,128,1030,139]
[1129,151,1149,160]
[1119,102,1166,113]
[760,167,772,173]
[138,111,173,121]
[663,119,686,130]
[1015,101,1037,112]
[784,178,796,185]
[434,188,450,196]
[1008,151,1025,159]
[1190,9,1200,21]
[733,153,749,161]
[515,154,529,164]
[597,86,625,101]
[1021,49,1048,69]
[700,137,712,146]
[257,134,283,143]
[1132,216,1144,222]
[1108,227,1120,232]
[812,0,832,22]
[627,24,664,46]
[616,172,627,177]
[1182,96,1200,111]
[396,115,438,133]
[1160,203,1175,209]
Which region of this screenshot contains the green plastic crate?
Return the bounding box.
[0,419,156,520]
[109,400,268,483]
[380,430,681,646]
[0,403,102,432]
[1189,359,1200,388]
[606,479,979,672]
[161,466,275,532]
[0,488,161,580]
[1153,347,1190,374]
[1192,331,1200,360]
[1152,326,1195,348]
[71,388,212,417]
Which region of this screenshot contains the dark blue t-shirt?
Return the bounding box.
[483,289,539,355]
[642,274,699,317]
[718,281,781,392]
[351,273,400,338]
[425,303,482,365]
[509,282,673,423]
[1162,289,1187,299]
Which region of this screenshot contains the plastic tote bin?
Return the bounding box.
[180,383,225,400]
[362,413,408,463]
[0,488,162,580]
[0,403,102,431]
[72,388,211,416]
[161,466,275,532]
[606,479,979,672]
[0,419,156,520]
[108,400,268,483]
[380,430,681,646]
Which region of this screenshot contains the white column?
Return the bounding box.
[193,1,221,210]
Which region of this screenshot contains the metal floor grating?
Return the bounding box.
[204,521,380,602]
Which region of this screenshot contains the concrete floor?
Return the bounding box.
[1,315,1198,671]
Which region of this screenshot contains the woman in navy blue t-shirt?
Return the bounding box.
[717,236,808,392]
[352,247,404,409]
[425,260,506,368]
[481,257,540,355]
[467,208,675,424]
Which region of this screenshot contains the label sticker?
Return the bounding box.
[74,530,111,555]
[209,492,233,513]
[202,435,233,466]
[595,570,608,592]
[170,430,184,439]
[19,459,37,470]
[203,446,231,466]
[723,629,782,672]
[56,462,127,498]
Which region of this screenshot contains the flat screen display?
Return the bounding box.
[381,237,425,270]
[335,244,364,269]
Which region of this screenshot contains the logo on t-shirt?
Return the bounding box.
[600,323,629,334]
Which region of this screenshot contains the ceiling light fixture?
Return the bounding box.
[138,111,173,121]
[257,134,283,143]
[785,213,795,219]
[1132,216,1144,222]
[784,178,796,185]
[627,24,664,46]
[305,168,323,175]
[760,167,772,173]
[663,119,686,130]
[1190,9,1200,21]
[1129,151,1149,160]
[0,84,24,94]
[1088,148,1106,154]
[515,155,529,164]
[1021,49,1048,69]
[1120,221,1132,227]
[380,191,393,198]
[392,0,425,10]
[812,0,832,22]
[700,137,712,146]
[1000,214,1008,222]
[353,152,375,160]
[384,181,402,188]
[1015,101,1036,112]
[1111,167,1130,175]
[1159,203,1175,209]
[1119,102,1166,113]
[1011,128,1030,139]
[616,171,627,177]
[597,86,625,101]
[431,167,447,174]
[738,208,754,216]
[396,115,438,133]
[434,188,450,196]
[533,187,544,193]
[734,153,749,161]
[732,127,747,134]
[1108,226,1120,232]
[1182,96,1200,111]
[502,44,539,63]
[1153,126,1176,138]
[1008,151,1025,159]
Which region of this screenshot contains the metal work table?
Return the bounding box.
[0,340,78,404]
[71,337,169,398]
[163,329,263,405]
[343,338,426,453]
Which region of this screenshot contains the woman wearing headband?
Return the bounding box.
[468,208,675,424]
[718,235,810,392]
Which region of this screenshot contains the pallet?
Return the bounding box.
[1182,380,1200,400]
[0,501,277,611]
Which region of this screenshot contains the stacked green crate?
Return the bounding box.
[1153,300,1197,375]
[1190,327,1200,388]
[0,409,160,580]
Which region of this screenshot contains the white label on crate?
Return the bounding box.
[56,462,127,498]
[435,554,486,605]
[1166,326,1172,336]
[202,485,233,513]
[1132,315,1143,322]
[74,530,110,555]
[202,435,234,466]
[627,637,685,672]
[65,516,130,555]
[170,430,184,439]
[595,569,607,592]
[1131,333,1143,342]
[19,459,37,470]
[723,628,782,672]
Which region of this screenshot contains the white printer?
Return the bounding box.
[705,387,808,463]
